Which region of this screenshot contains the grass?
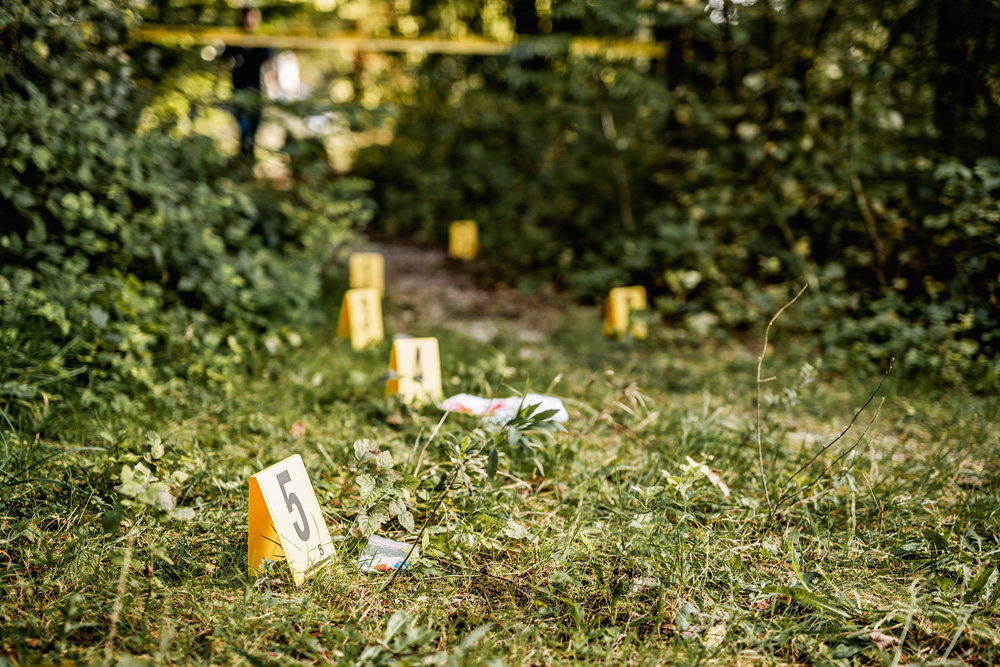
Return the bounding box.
[1,298,998,666]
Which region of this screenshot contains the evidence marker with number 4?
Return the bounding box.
[248,454,333,585]
[386,337,442,404]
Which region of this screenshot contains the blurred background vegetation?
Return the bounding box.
[2,0,999,433]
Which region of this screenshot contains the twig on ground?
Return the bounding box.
[756,284,809,513]
[771,358,893,518]
[774,397,885,518]
[104,529,136,663]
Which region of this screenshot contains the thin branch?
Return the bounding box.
[380,466,460,594]
[776,358,893,500]
[756,284,809,513]
[596,97,634,233]
[772,358,893,518]
[847,161,887,289]
[776,396,885,514]
[381,378,507,594]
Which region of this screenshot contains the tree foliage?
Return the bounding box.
[353,0,1000,387]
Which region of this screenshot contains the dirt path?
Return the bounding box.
[375,241,567,344]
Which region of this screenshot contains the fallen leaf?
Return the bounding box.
[704,621,727,648]
[698,463,730,499]
[870,631,898,650]
[751,599,771,614]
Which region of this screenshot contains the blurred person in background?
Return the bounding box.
[223,7,271,159]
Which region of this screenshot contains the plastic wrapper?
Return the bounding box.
[439,393,568,424]
[358,535,418,573]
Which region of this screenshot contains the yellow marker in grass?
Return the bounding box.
[337,287,384,349]
[386,337,442,403]
[448,220,478,260]
[248,454,333,586]
[603,286,648,340]
[349,252,385,295]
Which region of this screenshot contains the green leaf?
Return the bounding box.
[354,439,375,461]
[147,433,164,460]
[376,450,394,471]
[963,566,997,603]
[530,408,560,422]
[923,528,949,551]
[384,611,413,643]
[102,508,123,533]
[89,304,109,329]
[762,585,855,619]
[370,507,389,524]
[565,599,584,632]
[611,579,627,609]
[357,474,376,502]
[486,447,499,480]
[675,602,698,632]
[357,513,380,537]
[387,497,405,518]
[456,624,492,655]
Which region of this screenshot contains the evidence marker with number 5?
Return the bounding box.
[248,454,333,585]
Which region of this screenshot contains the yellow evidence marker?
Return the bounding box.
[386,337,442,403]
[337,287,384,349]
[603,286,648,340]
[248,454,333,586]
[448,220,478,260]
[349,252,385,295]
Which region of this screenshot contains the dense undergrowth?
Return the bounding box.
[0,0,373,430]
[353,0,1000,389]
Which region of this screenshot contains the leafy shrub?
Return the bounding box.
[0,0,373,425]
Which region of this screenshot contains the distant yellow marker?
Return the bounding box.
[387,337,442,403]
[603,286,648,340]
[248,454,333,586]
[349,252,385,295]
[448,220,478,260]
[337,287,384,349]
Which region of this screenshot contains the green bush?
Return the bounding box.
[354,0,1000,387]
[0,0,373,426]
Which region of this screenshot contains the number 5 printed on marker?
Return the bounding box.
[248,454,333,585]
[276,470,311,541]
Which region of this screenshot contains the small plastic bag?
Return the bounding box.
[358,535,419,573]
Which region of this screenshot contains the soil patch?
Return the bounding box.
[376,241,567,343]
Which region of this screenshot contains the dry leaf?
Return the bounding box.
[704,621,727,648]
[870,631,898,650]
[698,463,731,499]
[751,599,771,614]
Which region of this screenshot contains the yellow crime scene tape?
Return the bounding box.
[135,26,666,59]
